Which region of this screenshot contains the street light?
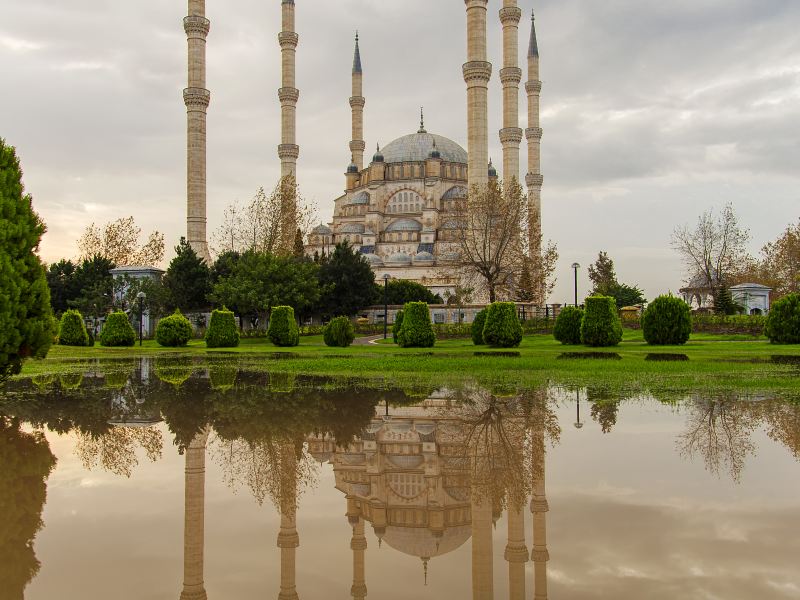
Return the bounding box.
[383,274,391,339]
[136,291,146,347]
[571,263,581,307]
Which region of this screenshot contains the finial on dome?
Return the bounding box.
[418,107,426,133]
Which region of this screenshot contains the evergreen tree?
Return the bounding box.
[68,255,116,334]
[588,251,616,291]
[293,228,306,258]
[317,242,378,318]
[0,139,54,381]
[163,238,211,312]
[382,279,443,305]
[514,259,536,302]
[46,259,79,315]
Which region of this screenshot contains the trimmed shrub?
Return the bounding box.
[323,316,355,348]
[642,295,692,345]
[580,296,623,347]
[764,293,800,344]
[482,302,523,348]
[471,308,488,345]
[156,310,193,347]
[99,311,136,347]
[553,306,584,345]
[392,310,405,344]
[397,302,435,348]
[205,308,240,348]
[58,309,89,347]
[268,306,300,347]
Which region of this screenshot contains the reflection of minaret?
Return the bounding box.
[180,430,209,600]
[471,494,494,600]
[347,497,368,600]
[505,504,528,600]
[530,425,549,600]
[277,442,300,600]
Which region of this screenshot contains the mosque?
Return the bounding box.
[182,1,544,298]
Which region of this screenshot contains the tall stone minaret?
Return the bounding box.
[184,0,211,263]
[525,10,544,256]
[277,442,301,600]
[278,0,300,244]
[463,0,492,193]
[180,430,209,600]
[499,1,523,184]
[531,424,550,600]
[350,33,366,172]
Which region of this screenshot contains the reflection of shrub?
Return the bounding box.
[269,372,296,393]
[31,374,56,390]
[323,316,355,347]
[205,308,240,348]
[103,369,131,389]
[580,296,622,347]
[397,302,435,348]
[553,306,584,345]
[156,311,193,347]
[392,310,404,344]
[100,312,136,347]
[155,357,194,387]
[59,372,83,390]
[482,302,523,348]
[268,306,300,347]
[471,309,488,345]
[765,293,800,344]
[642,295,692,345]
[58,310,89,347]
[210,365,238,391]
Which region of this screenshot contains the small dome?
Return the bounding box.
[387,252,412,265]
[413,252,435,264]
[362,253,384,266]
[351,191,370,205]
[442,186,467,200]
[386,219,423,233]
[347,162,359,174]
[373,143,385,163]
[340,223,365,234]
[488,160,497,177]
[312,224,332,235]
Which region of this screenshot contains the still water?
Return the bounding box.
[1,358,799,600]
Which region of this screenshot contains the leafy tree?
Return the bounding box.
[382,279,443,305]
[588,251,616,291]
[741,219,800,300]
[317,242,377,318]
[46,259,80,315]
[0,139,54,381]
[163,238,211,312]
[514,260,536,302]
[764,293,800,344]
[117,274,170,320]
[597,281,647,310]
[78,216,165,266]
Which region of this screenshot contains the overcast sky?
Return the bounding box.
[2,0,798,302]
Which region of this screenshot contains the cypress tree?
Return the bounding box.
[163,237,210,312]
[0,139,53,381]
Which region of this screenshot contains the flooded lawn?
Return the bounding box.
[1,358,799,600]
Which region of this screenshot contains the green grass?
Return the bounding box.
[14,330,800,395]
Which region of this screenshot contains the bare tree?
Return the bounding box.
[78,216,165,266]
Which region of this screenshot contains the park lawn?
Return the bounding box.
[14,330,800,394]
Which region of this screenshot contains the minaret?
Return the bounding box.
[184,0,211,263]
[463,0,493,194]
[530,424,549,600]
[277,443,300,600]
[499,1,523,184]
[278,0,300,244]
[180,430,209,600]
[525,10,544,256]
[350,33,366,172]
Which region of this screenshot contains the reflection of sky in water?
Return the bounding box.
[11,392,800,600]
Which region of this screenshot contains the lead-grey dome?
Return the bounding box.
[387,252,412,265]
[386,219,422,233]
[340,223,365,234]
[381,132,467,164]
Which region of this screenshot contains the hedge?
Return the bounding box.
[764,293,800,344]
[580,296,623,347]
[323,316,355,347]
[397,302,435,348]
[156,311,193,347]
[268,306,300,347]
[205,308,240,348]
[553,306,583,345]
[58,309,89,347]
[642,295,692,345]
[471,308,488,345]
[392,310,405,344]
[482,302,523,348]
[99,311,136,347]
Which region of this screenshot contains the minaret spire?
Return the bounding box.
[278,0,300,251]
[526,8,544,267]
[184,0,211,263]
[349,31,366,171]
[464,0,492,194]
[499,1,523,185]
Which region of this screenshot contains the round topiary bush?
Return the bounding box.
[392,310,404,344]
[553,306,584,345]
[764,293,800,344]
[156,310,193,347]
[397,302,435,348]
[580,296,623,347]
[99,311,136,347]
[482,302,523,348]
[58,309,89,347]
[642,295,692,345]
[205,308,240,348]
[471,308,488,345]
[323,316,355,348]
[268,306,300,347]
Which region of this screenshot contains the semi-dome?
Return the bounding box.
[387,252,412,265]
[340,223,365,234]
[381,132,467,164]
[362,253,384,266]
[350,191,370,205]
[386,219,422,233]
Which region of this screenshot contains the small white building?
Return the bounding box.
[110,266,165,337]
[730,283,772,315]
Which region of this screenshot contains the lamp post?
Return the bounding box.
[571,263,581,307]
[383,274,391,339]
[136,291,146,347]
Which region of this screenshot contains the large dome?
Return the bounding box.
[380,132,467,164]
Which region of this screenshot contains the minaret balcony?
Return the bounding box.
[278,144,300,160]
[183,15,210,38]
[278,87,300,103]
[499,6,523,24]
[183,87,211,110]
[525,80,543,94]
[500,127,524,145]
[462,61,492,85]
[526,173,544,187]
[278,31,299,49]
[349,96,366,109]
[525,127,543,140]
[349,140,366,152]
[500,67,522,85]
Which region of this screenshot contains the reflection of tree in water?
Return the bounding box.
[0,417,56,598]
[761,399,800,461]
[586,386,622,434]
[75,426,163,478]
